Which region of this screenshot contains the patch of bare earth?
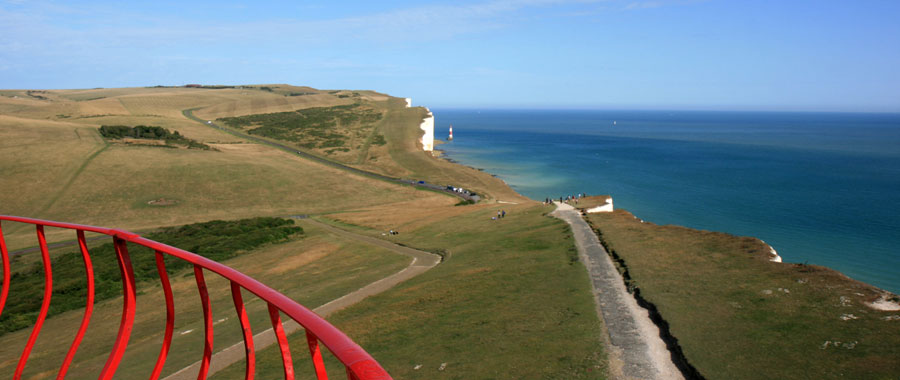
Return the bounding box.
[867,294,900,311]
[147,198,178,206]
[264,241,339,275]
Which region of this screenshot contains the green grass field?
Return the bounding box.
[214,203,607,379]
[585,210,900,379]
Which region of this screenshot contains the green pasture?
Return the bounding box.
[586,210,900,379]
[215,203,608,379]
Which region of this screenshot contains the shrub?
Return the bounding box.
[98,125,211,150]
[0,217,302,335]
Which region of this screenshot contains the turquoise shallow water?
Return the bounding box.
[435,109,900,294]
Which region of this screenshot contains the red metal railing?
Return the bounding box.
[0,215,392,380]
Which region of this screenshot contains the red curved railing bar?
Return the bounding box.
[268,303,296,380]
[100,236,138,380]
[0,222,10,321]
[307,330,329,380]
[151,250,175,379]
[0,215,392,380]
[231,281,256,380]
[194,265,214,379]
[15,225,52,379]
[57,230,96,379]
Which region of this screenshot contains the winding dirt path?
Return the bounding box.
[552,202,683,380]
[164,219,441,380]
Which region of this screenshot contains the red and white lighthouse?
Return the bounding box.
[448,124,454,141]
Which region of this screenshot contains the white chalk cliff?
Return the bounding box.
[420,109,434,152]
[763,241,783,262]
[586,197,614,213]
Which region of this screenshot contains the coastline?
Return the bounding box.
[437,125,899,377]
[433,111,900,295]
[437,133,898,301]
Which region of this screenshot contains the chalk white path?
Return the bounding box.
[552,202,683,380]
[164,219,440,380]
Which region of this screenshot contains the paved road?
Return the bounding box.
[8,234,107,257]
[552,203,683,380]
[164,219,441,380]
[182,109,479,202]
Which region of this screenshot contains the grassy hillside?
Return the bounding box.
[0,85,435,249]
[1,84,608,379]
[585,210,900,379]
[362,100,526,202]
[215,202,607,379]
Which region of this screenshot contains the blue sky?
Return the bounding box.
[1,0,898,111]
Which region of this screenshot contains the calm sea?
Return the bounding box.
[434,109,900,294]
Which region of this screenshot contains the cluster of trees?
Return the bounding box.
[99,125,173,139]
[26,90,49,100]
[98,125,211,150]
[0,217,302,335]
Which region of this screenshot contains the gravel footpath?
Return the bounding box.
[552,202,683,380]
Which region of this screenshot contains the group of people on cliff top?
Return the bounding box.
[544,193,587,206]
[491,209,506,221]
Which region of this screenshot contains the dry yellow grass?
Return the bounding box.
[192,87,352,120]
[1,84,612,380]
[55,87,178,101]
[0,115,107,235]
[0,86,445,249]
[326,194,486,233]
[116,92,228,119]
[0,83,527,252]
[4,141,429,249]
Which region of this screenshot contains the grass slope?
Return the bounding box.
[214,203,607,379]
[2,85,608,379]
[586,210,900,379]
[217,103,385,162]
[0,86,435,249]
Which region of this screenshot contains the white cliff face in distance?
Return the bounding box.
[762,241,783,262]
[420,109,434,151]
[405,98,412,108]
[586,197,614,213]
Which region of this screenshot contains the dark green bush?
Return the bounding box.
[0,217,302,335]
[217,104,382,150]
[98,125,211,150]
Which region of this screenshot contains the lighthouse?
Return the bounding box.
[448,124,454,141]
